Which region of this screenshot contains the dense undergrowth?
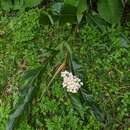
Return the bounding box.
[0,8,130,130]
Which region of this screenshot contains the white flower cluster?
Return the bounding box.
[61,70,83,93]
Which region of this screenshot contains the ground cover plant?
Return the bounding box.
[0,1,130,130]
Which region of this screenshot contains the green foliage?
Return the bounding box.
[0,104,10,130]
[64,0,87,23]
[8,9,40,43]
[1,0,129,24]
[97,0,123,23]
[48,0,128,24]
[80,25,130,130]
[6,67,44,130]
[0,0,42,10]
[0,8,130,130]
[77,0,87,23]
[32,82,101,130]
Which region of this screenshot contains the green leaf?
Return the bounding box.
[64,0,79,7]
[81,88,104,122]
[13,0,24,10]
[120,33,129,48]
[77,0,87,23]
[97,0,123,24]
[40,11,54,25]
[0,0,12,11]
[87,13,108,32]
[5,67,43,130]
[69,54,82,76]
[21,67,42,81]
[61,4,77,15]
[50,0,87,24]
[58,4,77,24]
[0,0,42,10]
[49,2,64,15]
[64,0,87,23]
[24,0,42,8]
[69,94,84,118]
[6,85,35,130]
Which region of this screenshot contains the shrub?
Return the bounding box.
[0,9,130,130]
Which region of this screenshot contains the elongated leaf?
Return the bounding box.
[5,67,43,130]
[40,11,54,25]
[24,0,42,8]
[58,4,77,24]
[6,85,35,130]
[87,13,108,32]
[64,0,87,23]
[69,94,84,118]
[58,0,77,24]
[49,0,87,24]
[13,0,24,10]
[64,0,79,7]
[69,54,82,76]
[97,0,123,24]
[49,2,64,15]
[0,0,42,10]
[81,88,104,122]
[120,33,129,48]
[61,4,77,15]
[21,67,42,81]
[77,0,87,23]
[0,0,12,11]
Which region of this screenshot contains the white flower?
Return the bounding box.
[61,70,83,93]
